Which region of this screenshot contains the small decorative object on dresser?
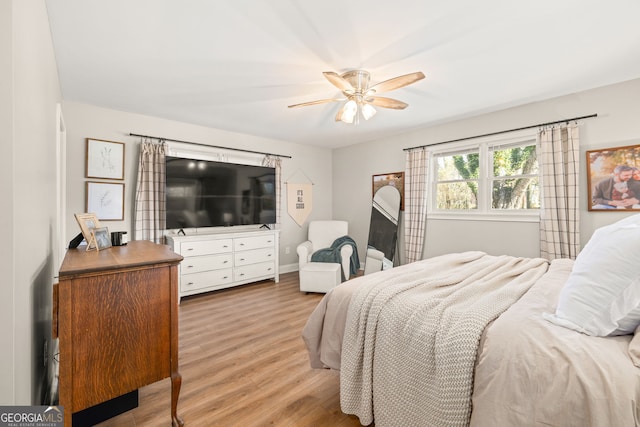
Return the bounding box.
[166,228,280,301]
[91,227,112,251]
[74,212,101,250]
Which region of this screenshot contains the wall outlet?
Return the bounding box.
[285,246,290,254]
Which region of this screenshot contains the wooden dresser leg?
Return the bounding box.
[171,371,184,427]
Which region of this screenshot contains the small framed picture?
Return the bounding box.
[86,138,125,180]
[372,172,405,211]
[91,227,112,251]
[587,144,640,211]
[86,181,125,220]
[74,213,101,250]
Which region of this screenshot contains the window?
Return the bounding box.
[435,150,479,210]
[430,134,539,220]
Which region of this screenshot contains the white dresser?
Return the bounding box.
[166,228,279,300]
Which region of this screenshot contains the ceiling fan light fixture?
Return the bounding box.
[340,100,358,124]
[361,103,377,120]
[291,69,425,125]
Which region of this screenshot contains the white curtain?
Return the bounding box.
[404,148,429,263]
[262,155,282,226]
[134,139,168,243]
[539,124,580,260]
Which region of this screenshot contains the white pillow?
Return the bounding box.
[544,214,640,336]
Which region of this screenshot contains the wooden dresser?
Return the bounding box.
[54,240,184,426]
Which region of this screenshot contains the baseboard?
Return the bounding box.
[278,263,365,275]
[279,263,299,274]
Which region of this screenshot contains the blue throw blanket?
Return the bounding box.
[310,235,360,281]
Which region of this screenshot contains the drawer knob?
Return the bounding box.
[187,265,194,268]
[224,260,228,263]
[187,282,194,286]
[240,258,245,261]
[187,248,194,251]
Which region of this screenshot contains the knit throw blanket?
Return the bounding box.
[340,251,548,427]
[311,235,360,280]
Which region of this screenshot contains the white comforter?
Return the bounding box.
[302,251,640,426]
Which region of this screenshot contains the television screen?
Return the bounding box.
[165,156,276,229]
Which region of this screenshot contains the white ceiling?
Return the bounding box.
[45,0,640,149]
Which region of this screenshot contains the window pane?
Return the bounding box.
[436,182,478,209]
[437,152,479,180]
[492,145,538,177]
[492,177,540,209]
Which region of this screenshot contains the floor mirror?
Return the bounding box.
[364,185,402,274]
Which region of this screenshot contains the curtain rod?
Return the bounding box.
[129,133,292,159]
[403,113,598,151]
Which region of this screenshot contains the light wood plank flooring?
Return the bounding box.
[96,272,364,427]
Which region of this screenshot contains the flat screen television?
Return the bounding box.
[165,156,276,229]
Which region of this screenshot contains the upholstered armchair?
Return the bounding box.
[297,220,354,280]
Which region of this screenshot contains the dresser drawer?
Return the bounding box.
[234,234,276,251]
[181,268,233,292]
[181,239,233,256]
[181,254,232,275]
[234,261,275,282]
[234,247,275,266]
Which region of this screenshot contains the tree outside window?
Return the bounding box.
[433,140,539,213]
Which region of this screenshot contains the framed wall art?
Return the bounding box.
[86,181,125,220]
[86,138,125,180]
[372,172,404,211]
[587,143,640,211]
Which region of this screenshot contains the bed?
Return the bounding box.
[302,215,640,427]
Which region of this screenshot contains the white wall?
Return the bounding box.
[334,78,640,261]
[1,0,62,405]
[61,102,334,270]
[0,0,15,406]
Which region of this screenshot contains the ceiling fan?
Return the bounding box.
[288,70,425,124]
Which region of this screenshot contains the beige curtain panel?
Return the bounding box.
[539,124,580,260]
[134,139,168,243]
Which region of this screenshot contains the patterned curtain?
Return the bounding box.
[404,148,429,263]
[134,139,168,243]
[539,124,580,260]
[262,155,282,226]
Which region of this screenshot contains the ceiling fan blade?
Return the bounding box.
[365,96,409,110]
[335,105,345,122]
[368,71,425,94]
[288,98,343,108]
[323,71,355,93]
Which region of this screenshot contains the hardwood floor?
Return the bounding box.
[96,272,364,427]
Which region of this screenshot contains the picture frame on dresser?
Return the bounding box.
[91,227,112,251]
[74,212,101,250]
[85,138,125,180]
